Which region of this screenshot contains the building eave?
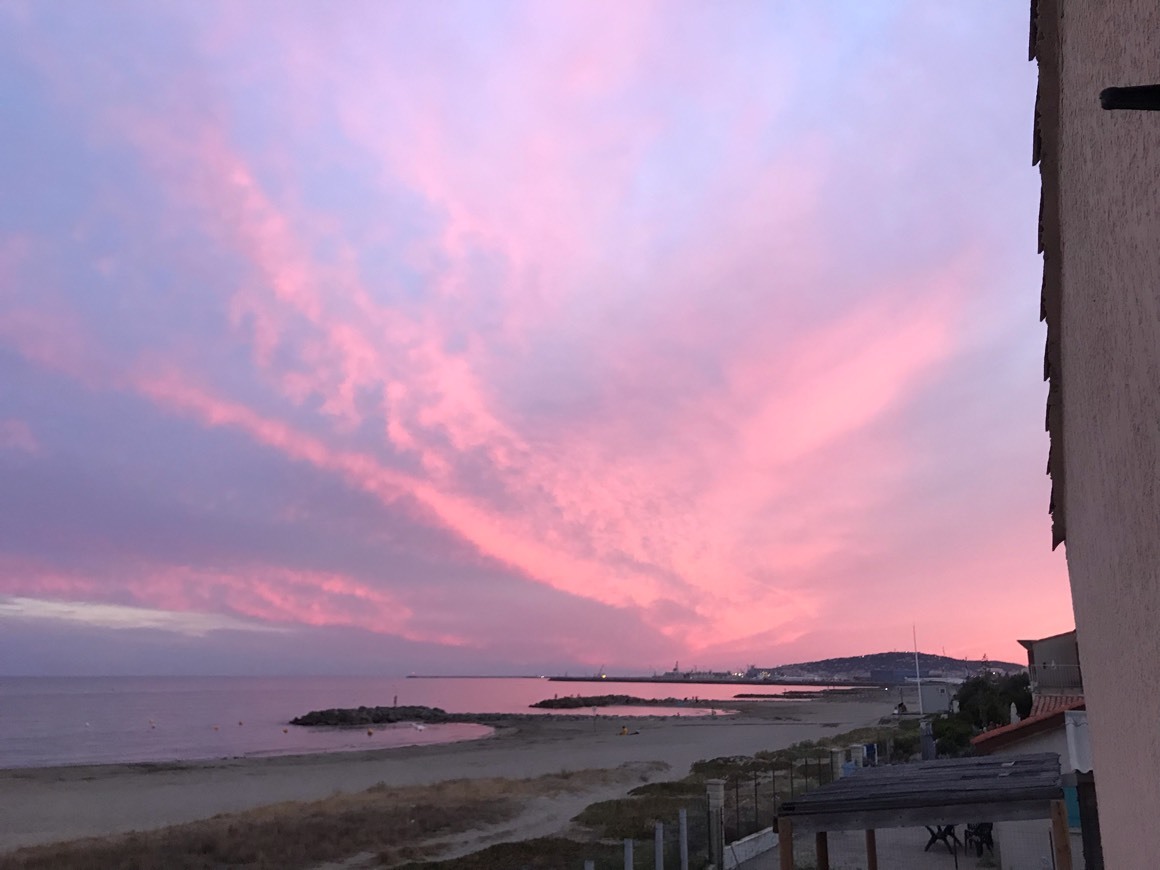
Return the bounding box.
[1031,0,1065,548]
[1017,629,1078,649]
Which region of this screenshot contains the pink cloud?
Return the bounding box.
[133,370,678,609]
[0,554,450,642]
[6,92,1046,662]
[0,3,1065,669]
[0,419,39,454]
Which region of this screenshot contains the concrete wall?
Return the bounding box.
[993,820,1083,870]
[722,826,776,869]
[994,728,1070,769]
[1052,3,1160,867]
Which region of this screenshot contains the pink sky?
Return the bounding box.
[0,2,1073,674]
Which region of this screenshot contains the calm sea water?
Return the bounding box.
[0,676,814,769]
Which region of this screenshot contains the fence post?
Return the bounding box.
[733,776,740,838]
[655,820,664,870]
[624,837,634,870]
[772,764,781,821]
[585,862,595,870]
[753,771,759,830]
[706,779,725,870]
[679,807,689,870]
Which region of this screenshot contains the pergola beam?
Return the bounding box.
[783,798,1055,833]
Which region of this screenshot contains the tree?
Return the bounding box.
[955,672,1032,730]
[926,672,1032,758]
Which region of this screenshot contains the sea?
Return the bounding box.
[0,676,823,769]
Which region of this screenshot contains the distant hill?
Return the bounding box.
[746,651,1024,684]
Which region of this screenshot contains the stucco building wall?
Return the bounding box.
[1023,632,1078,669]
[1045,2,1160,867]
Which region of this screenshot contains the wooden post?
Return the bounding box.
[655,820,664,870]
[778,816,794,870]
[678,807,689,870]
[1076,774,1104,869]
[624,837,634,869]
[1052,799,1073,869]
[865,829,878,870]
[815,831,830,870]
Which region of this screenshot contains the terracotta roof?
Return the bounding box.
[972,698,1084,752]
[1030,0,1065,548]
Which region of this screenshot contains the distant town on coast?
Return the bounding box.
[410,650,1026,687]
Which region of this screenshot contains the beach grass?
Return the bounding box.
[0,772,603,870]
[393,836,628,870]
[573,793,696,840]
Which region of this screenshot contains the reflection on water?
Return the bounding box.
[0,676,819,768]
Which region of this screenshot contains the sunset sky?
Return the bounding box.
[0,2,1074,675]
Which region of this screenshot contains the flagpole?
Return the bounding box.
[913,624,924,715]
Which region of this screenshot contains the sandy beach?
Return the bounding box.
[0,692,897,857]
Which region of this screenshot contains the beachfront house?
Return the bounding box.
[971,630,1097,868]
[1030,4,1160,866]
[918,682,953,714]
[1021,630,1082,699]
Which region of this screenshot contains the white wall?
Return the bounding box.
[919,683,952,714]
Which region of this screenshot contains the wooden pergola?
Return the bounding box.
[776,752,1069,870]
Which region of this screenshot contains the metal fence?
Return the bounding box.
[576,807,703,870]
[575,737,907,868]
[720,737,897,844]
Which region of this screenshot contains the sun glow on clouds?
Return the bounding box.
[0,597,284,637]
[0,2,1073,671]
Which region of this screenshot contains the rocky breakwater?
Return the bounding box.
[530,694,689,709]
[290,705,473,727]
